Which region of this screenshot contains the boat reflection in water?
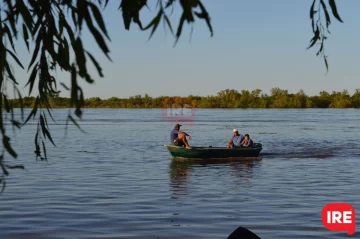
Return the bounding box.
[168,158,264,237]
[168,160,193,199]
[168,157,263,199]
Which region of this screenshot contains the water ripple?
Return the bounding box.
[1,109,360,238]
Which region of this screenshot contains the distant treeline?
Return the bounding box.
[7,88,360,108]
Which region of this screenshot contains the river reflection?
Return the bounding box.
[168,158,263,199]
[169,160,192,199]
[229,158,263,180]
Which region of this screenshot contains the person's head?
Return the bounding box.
[174,123,182,130]
[233,129,239,135]
[245,134,250,139]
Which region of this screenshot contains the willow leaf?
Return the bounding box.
[6,49,24,69]
[328,0,343,22]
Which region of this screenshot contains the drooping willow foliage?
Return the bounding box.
[0,0,343,191]
[309,0,343,71]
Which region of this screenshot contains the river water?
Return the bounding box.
[0,109,359,238]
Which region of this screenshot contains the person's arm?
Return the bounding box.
[178,131,192,139]
[178,131,189,136]
[243,139,249,147]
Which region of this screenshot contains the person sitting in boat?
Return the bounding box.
[227,129,244,148]
[241,134,254,148]
[170,123,192,149]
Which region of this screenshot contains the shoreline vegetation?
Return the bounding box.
[8,88,360,109]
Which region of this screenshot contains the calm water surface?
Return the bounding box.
[0,109,359,239]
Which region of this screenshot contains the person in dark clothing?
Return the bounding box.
[241,134,254,148]
[170,123,192,149]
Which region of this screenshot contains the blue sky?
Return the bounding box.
[11,0,360,99]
